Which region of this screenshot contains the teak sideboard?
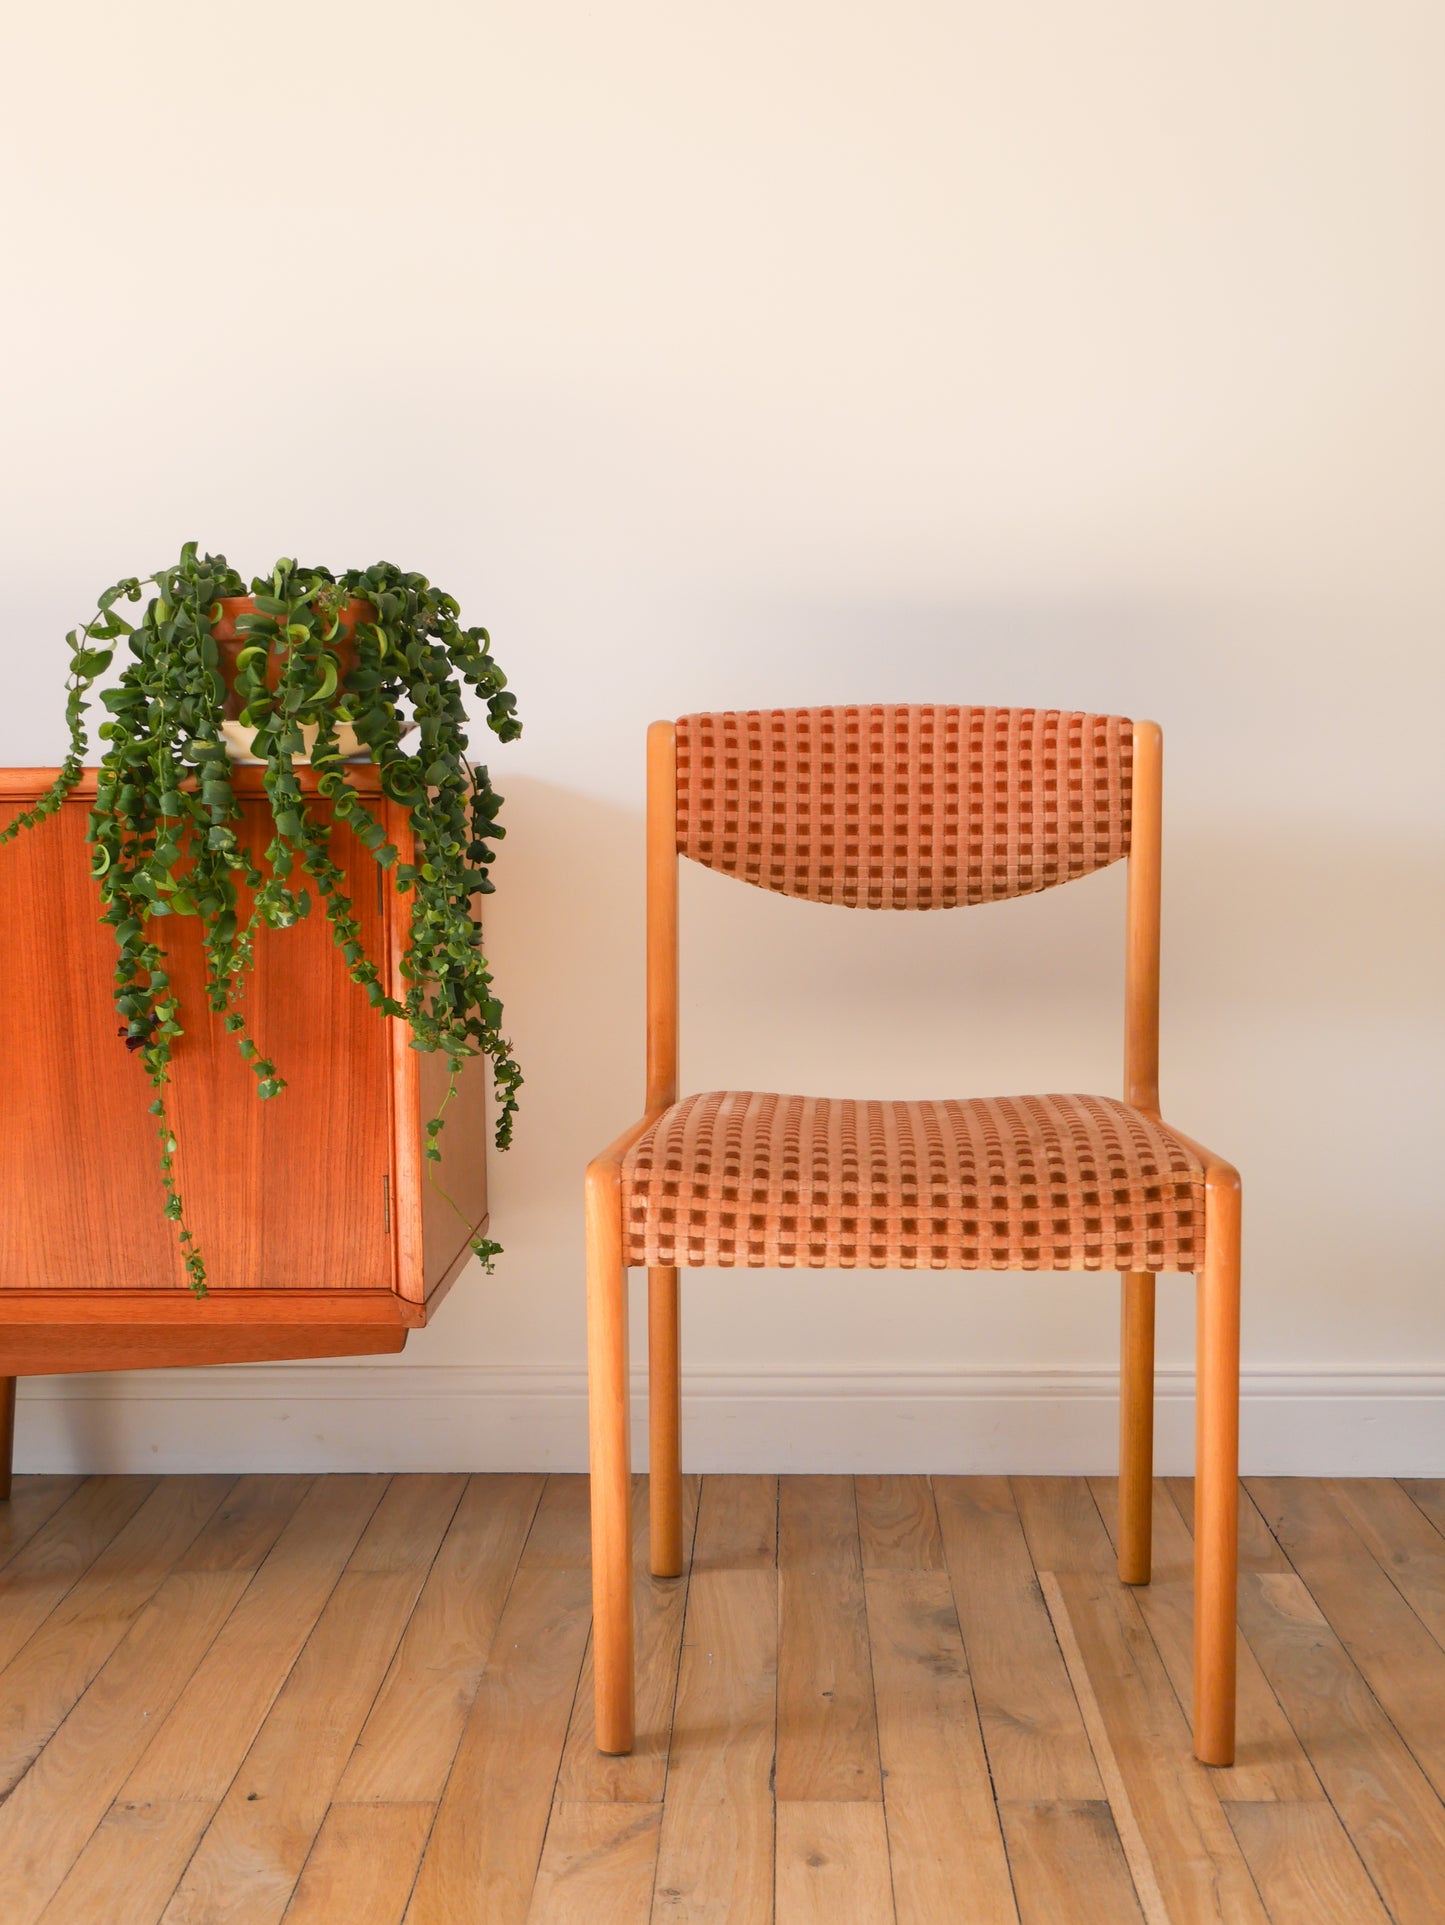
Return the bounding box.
[0,766,489,1488]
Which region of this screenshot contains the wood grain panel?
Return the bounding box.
[0,1475,86,1571]
[284,1802,435,1925]
[379,792,491,1310]
[0,1291,411,1376]
[518,1470,593,1569]
[162,1475,462,1925]
[651,1478,779,1923]
[934,1476,1102,1804]
[1170,1480,1445,1922]
[1403,1479,1445,1539]
[417,1021,490,1299]
[1086,1475,1321,1803]
[40,1800,213,1925]
[1046,1568,1266,1922]
[1011,1475,1117,1577]
[1326,1477,1445,1649]
[777,1475,880,1802]
[1225,1799,1390,1923]
[866,1571,1017,1923]
[0,1478,301,1925]
[530,1802,662,1923]
[1248,1475,1445,1798]
[688,1473,778,1571]
[774,1802,893,1924]
[0,1477,232,1797]
[0,1476,155,1674]
[1,781,394,1296]
[998,1801,1143,1925]
[854,1475,945,1572]
[338,1472,543,1802]
[401,1567,593,1925]
[124,1475,386,1803]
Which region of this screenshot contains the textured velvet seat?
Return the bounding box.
[586,705,1242,1771]
[624,1090,1205,1273]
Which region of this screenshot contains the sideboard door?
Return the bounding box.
[0,789,394,1293]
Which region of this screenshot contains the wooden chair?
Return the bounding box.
[585,707,1241,1766]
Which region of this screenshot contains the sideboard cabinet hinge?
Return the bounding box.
[382,1173,391,1233]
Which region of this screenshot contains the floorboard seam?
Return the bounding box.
[283,1473,469,1923]
[931,1477,1026,1924]
[398,1471,547,1921]
[852,1477,899,1924]
[1037,1570,1171,1925]
[1159,1478,1412,1925]
[1307,1479,1445,1662]
[1395,1480,1445,1548]
[644,1476,700,1923]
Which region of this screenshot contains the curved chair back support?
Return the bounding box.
[675,706,1134,909]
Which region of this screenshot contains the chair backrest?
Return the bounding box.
[674,706,1134,909]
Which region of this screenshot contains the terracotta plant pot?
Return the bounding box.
[211,595,377,762]
[212,595,374,719]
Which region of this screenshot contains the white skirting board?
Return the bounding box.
[11,1365,1445,1477]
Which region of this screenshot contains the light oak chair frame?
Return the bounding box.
[586,717,1241,1766]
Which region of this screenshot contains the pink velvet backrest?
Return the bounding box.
[674,706,1134,909]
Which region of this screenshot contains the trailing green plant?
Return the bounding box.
[1,542,521,1293]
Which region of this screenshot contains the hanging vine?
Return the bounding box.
[2,543,521,1293]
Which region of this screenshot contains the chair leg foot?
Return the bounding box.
[648,1267,683,1578]
[1193,1170,1241,1767]
[586,1165,635,1755]
[0,1378,14,1503]
[1118,1271,1155,1585]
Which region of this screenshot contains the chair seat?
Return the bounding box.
[622,1090,1206,1272]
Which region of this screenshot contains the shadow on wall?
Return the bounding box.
[479,775,647,1255]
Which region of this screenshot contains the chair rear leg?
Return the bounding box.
[648,1267,683,1577]
[1118,1272,1155,1584]
[586,1164,635,1754]
[0,1378,14,1502]
[1193,1166,1241,1766]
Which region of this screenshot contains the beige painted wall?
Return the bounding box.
[3,2,1442,1468]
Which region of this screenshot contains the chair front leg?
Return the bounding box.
[586,1160,635,1754]
[1193,1164,1241,1766]
[1118,1271,1156,1584]
[648,1266,683,1578]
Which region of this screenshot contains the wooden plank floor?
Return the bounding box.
[1,1474,1443,1922]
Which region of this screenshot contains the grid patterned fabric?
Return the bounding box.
[674,707,1134,908]
[623,1091,1205,1272]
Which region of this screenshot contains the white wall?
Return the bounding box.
[4,2,1442,1473]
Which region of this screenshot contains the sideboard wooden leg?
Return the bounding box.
[0,1378,16,1501]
